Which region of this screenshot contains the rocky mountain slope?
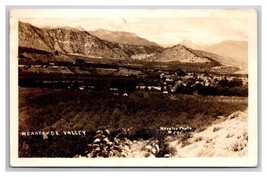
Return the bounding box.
[148,44,222,66]
[19,22,163,60]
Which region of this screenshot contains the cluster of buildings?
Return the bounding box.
[135,71,248,94]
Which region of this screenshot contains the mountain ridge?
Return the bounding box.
[148,44,221,66]
[18,21,246,72]
[90,28,161,47]
[18,22,164,60]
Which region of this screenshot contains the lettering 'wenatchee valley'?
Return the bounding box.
[20,130,86,136]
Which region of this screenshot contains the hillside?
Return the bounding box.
[90,29,162,47]
[19,22,130,59]
[167,109,248,157]
[19,22,52,52]
[148,44,221,66]
[19,22,163,60]
[149,44,206,62]
[123,109,248,158]
[116,43,164,59]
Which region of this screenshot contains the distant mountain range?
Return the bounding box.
[180,40,207,51]
[90,29,161,47]
[180,40,248,69]
[18,21,247,72]
[205,40,248,69]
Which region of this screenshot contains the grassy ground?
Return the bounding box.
[167,109,248,157]
[18,87,248,157]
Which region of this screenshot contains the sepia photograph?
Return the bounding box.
[9,8,258,167]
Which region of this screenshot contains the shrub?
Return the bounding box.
[194,136,203,142]
[231,140,246,152]
[86,127,130,158]
[213,127,221,132]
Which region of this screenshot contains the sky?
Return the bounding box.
[17,9,254,46]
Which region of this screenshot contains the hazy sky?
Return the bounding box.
[18,9,254,46]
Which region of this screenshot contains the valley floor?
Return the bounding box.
[18,88,248,158]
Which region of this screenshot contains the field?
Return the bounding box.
[19,87,247,157]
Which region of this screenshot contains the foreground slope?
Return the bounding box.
[121,109,248,158]
[167,109,248,157]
